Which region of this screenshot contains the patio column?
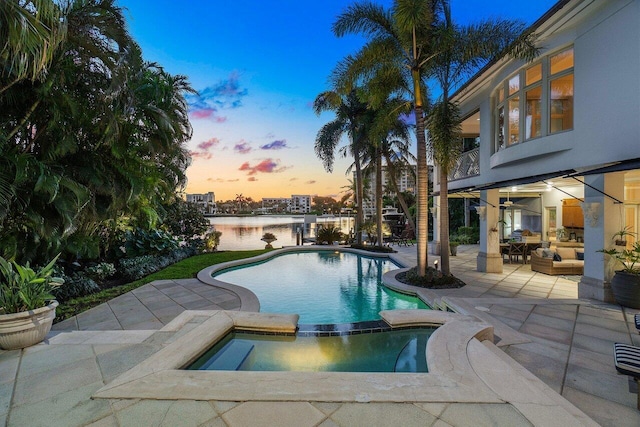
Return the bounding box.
[579,172,624,302]
[477,189,503,273]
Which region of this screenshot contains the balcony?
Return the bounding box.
[448,148,479,181]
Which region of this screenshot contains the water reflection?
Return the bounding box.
[209,216,355,251]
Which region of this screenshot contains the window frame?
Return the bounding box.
[493,46,574,154]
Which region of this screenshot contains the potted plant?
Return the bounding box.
[261,232,277,249]
[612,226,636,246]
[449,240,460,256]
[600,241,640,309]
[0,255,64,350]
[557,228,568,242]
[490,219,506,233]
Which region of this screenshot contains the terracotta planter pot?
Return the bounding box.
[610,271,640,309]
[0,301,58,350]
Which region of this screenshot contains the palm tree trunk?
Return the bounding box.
[354,150,365,245]
[412,75,429,276]
[439,168,451,274]
[375,145,383,247]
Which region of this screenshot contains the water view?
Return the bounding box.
[209,215,355,251]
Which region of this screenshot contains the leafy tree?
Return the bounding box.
[162,199,210,242]
[313,90,370,244]
[0,0,193,264]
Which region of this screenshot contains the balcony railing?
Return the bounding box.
[448,148,479,181]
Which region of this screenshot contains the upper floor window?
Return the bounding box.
[494,47,574,153]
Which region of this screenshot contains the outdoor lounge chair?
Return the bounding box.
[613,342,640,409]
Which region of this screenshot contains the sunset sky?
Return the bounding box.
[120,0,557,202]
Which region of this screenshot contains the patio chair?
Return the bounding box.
[503,242,526,264]
[636,314,640,332]
[613,342,640,409]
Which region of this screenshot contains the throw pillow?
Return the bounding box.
[553,252,562,262]
[542,249,554,258]
[576,251,584,260]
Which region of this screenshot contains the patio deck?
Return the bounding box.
[1,245,639,426]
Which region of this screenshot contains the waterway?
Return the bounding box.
[208,215,355,251]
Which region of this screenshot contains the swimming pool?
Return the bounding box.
[187,327,432,373]
[212,250,428,324]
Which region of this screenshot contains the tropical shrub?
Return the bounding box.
[162,199,210,242]
[455,226,479,244]
[118,246,197,281]
[201,230,222,252]
[120,228,179,258]
[52,273,100,302]
[316,226,344,245]
[85,263,116,282]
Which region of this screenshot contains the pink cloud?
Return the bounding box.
[247,177,258,182]
[190,108,216,119]
[198,138,220,151]
[215,116,227,123]
[234,141,252,154]
[189,151,212,160]
[239,159,284,175]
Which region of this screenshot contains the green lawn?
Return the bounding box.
[55,249,270,322]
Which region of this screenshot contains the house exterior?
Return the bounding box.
[185,192,217,215]
[434,0,640,303]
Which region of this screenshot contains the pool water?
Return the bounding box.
[187,329,432,373]
[213,251,428,324]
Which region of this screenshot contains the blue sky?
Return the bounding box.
[119,0,558,201]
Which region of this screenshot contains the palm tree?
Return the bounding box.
[333,0,438,275]
[0,0,66,95]
[358,96,413,247]
[427,1,538,274]
[313,90,370,244]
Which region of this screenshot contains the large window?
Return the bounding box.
[494,47,574,152]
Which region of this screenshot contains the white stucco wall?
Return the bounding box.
[445,0,640,193]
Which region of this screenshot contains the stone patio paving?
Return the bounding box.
[1,244,639,426]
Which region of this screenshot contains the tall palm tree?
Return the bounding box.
[333,0,438,275]
[313,90,370,244]
[427,1,538,274]
[359,96,412,247]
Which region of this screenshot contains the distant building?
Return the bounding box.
[186,192,217,215]
[290,195,311,213]
[260,195,312,214]
[358,165,424,218]
[261,197,290,213]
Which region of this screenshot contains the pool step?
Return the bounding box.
[200,341,255,371]
[394,336,429,373]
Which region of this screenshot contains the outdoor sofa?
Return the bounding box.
[530,246,584,275]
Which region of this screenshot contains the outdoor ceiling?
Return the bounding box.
[447,169,640,199]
